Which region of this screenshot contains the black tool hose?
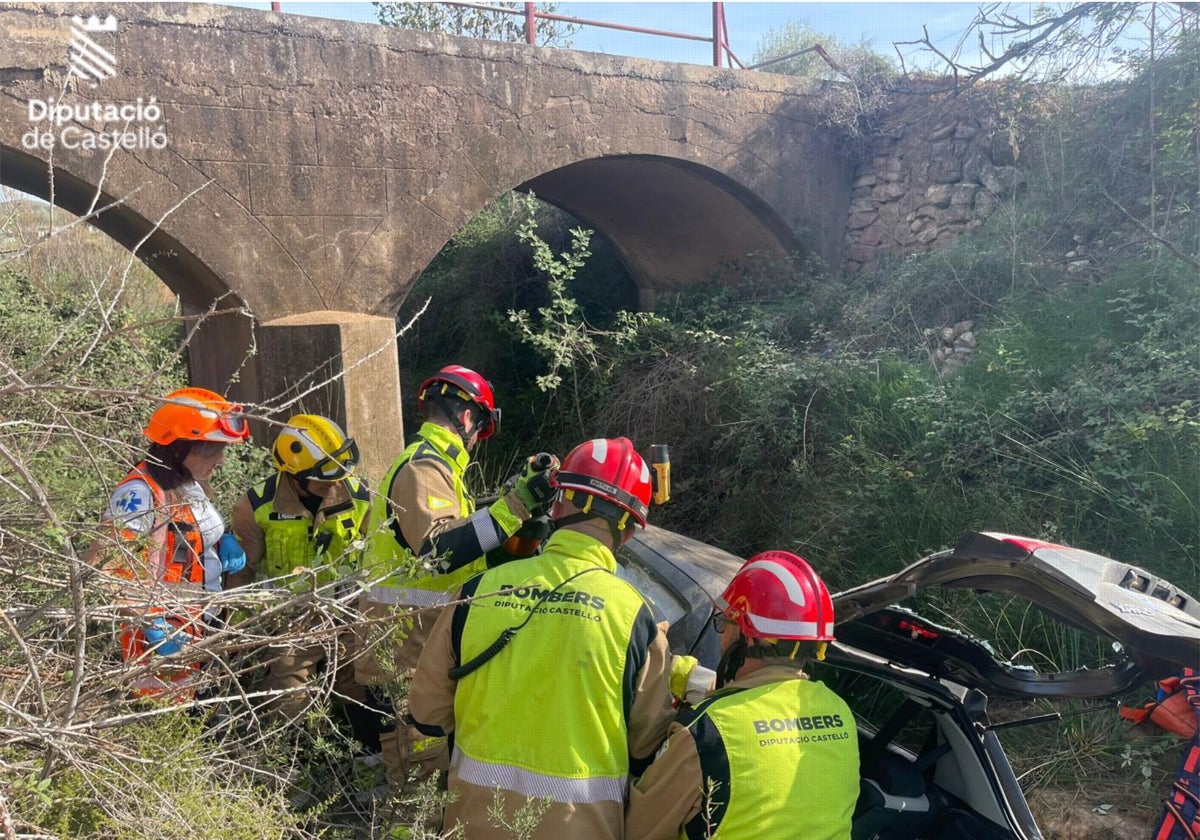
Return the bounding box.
[446,567,600,681]
[448,627,517,680]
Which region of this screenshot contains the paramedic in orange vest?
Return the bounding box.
[626,551,860,840]
[88,387,250,699]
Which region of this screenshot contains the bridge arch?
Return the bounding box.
[0,2,857,476]
[0,146,258,399]
[518,155,798,309]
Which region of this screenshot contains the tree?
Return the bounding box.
[894,3,1199,260]
[751,21,898,152]
[752,20,893,80]
[903,2,1200,84]
[375,1,578,48]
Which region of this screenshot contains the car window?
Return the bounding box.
[816,663,934,758]
[615,545,688,627]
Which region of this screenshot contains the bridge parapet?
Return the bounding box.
[0,1,861,467]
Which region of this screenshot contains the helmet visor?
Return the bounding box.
[477,406,500,440]
[217,407,249,440]
[307,438,360,480]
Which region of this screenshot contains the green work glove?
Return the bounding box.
[510,453,559,517]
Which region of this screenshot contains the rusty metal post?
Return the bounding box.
[712,2,722,66]
[525,2,536,44]
[271,1,281,10]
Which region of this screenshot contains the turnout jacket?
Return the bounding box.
[626,663,859,840]
[228,472,370,590]
[357,422,532,680]
[409,527,676,840]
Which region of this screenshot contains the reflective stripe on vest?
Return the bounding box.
[363,422,477,596]
[452,750,626,804]
[681,677,859,840]
[1152,669,1200,840]
[250,473,369,586]
[451,530,647,798]
[364,585,453,608]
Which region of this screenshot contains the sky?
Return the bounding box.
[236,1,1002,71]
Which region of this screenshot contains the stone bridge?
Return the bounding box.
[1,2,862,475]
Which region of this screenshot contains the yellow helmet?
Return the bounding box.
[273,414,359,481]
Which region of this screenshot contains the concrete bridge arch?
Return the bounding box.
[0,2,856,476]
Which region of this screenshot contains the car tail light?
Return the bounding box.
[1120,569,1152,592]
[898,619,940,641]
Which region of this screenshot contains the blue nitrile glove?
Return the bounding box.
[142,617,187,656]
[217,532,246,574]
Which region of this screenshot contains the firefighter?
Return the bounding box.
[228,414,374,731]
[408,437,676,840]
[88,387,250,700]
[625,551,860,840]
[356,364,556,786]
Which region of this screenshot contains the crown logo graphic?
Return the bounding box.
[67,14,118,87]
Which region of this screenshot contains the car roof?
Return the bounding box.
[633,524,743,601]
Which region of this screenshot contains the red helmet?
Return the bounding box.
[417,365,500,440]
[144,387,250,445]
[551,437,652,528]
[717,551,835,642]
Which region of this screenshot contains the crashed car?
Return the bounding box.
[618,526,1200,840]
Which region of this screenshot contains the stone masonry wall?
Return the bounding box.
[844,88,1026,275]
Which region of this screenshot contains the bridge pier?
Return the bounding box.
[255,312,404,483]
[184,306,260,410]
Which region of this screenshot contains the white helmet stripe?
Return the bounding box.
[590,438,608,463]
[291,430,328,461]
[739,559,808,608]
[746,614,820,637]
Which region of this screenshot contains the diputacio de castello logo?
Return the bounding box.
[22,13,168,152]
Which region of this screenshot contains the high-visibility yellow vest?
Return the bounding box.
[363,422,484,605]
[450,529,656,804]
[679,675,859,840]
[249,473,369,588]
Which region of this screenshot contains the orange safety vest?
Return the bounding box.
[107,462,209,695]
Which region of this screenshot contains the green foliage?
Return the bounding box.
[7,712,304,840]
[507,195,600,392]
[753,20,894,80]
[751,20,897,152]
[395,192,637,487]
[485,789,551,840]
[375,1,577,47]
[995,698,1177,800]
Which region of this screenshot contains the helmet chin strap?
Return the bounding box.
[717,637,806,687]
[716,636,747,689]
[554,493,632,550]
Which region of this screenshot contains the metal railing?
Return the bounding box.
[270,1,745,68]
[262,2,845,74]
[444,1,742,67]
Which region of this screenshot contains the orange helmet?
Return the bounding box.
[717,551,836,642]
[144,387,250,445]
